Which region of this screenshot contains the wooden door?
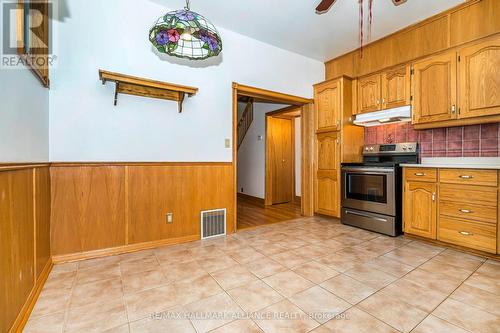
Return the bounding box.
[382,66,411,109]
[315,131,341,217]
[358,74,382,113]
[315,80,341,132]
[267,116,294,205]
[459,37,500,118]
[412,52,458,124]
[404,181,437,239]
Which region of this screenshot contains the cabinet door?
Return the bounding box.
[358,74,382,114]
[412,52,458,124]
[459,37,500,118]
[382,66,411,109]
[315,131,340,217]
[315,80,341,131]
[404,181,437,239]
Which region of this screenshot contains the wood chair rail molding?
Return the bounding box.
[324,0,500,79]
[232,83,314,106]
[49,161,232,167]
[50,163,234,257]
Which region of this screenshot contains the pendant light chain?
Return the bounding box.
[368,0,373,41]
[184,0,190,11]
[359,0,363,57]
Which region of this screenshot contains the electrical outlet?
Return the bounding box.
[166,213,173,224]
[225,138,231,148]
[241,188,244,192]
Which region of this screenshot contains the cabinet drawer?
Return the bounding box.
[438,217,497,253]
[404,168,437,182]
[440,184,498,206]
[440,201,497,224]
[440,169,498,187]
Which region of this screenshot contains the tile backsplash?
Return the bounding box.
[365,123,500,157]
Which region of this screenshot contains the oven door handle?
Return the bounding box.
[345,210,389,223]
[342,167,394,174]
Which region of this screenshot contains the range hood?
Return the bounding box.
[353,106,412,127]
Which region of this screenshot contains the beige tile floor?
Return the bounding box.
[24,217,500,333]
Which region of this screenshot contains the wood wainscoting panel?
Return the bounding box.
[127,164,234,243]
[50,166,126,255]
[0,169,35,333]
[34,167,51,279]
[50,163,234,257]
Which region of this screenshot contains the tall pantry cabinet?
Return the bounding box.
[313,76,364,218]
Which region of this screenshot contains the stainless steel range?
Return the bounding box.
[341,143,419,236]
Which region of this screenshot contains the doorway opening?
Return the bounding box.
[232,83,314,231]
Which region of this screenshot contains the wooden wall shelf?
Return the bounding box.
[99,70,198,112]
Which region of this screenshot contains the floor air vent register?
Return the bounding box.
[201,209,226,239]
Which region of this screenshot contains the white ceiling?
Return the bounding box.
[152,0,464,61]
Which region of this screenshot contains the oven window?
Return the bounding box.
[346,173,387,203]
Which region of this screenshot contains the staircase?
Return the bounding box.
[237,99,254,149]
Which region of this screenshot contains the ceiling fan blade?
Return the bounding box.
[392,0,408,6]
[316,0,337,14]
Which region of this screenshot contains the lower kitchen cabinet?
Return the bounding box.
[403,179,437,239]
[439,217,497,253]
[403,167,499,254]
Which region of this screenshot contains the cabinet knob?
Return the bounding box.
[451,105,456,113]
[432,193,436,201]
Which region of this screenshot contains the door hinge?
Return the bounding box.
[410,95,413,102]
[410,68,414,75]
[458,55,461,62]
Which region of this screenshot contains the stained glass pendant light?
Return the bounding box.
[149,0,222,60]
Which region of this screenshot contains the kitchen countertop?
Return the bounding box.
[401,157,500,170]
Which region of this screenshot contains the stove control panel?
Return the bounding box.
[363,143,419,155]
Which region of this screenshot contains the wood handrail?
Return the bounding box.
[237,99,254,149]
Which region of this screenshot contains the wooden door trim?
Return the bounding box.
[233,83,313,106]
[265,114,296,206]
[232,83,315,231]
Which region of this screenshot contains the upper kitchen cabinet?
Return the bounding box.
[357,66,411,114]
[315,79,342,132]
[357,73,382,114]
[382,66,411,110]
[458,36,500,119]
[412,51,458,125]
